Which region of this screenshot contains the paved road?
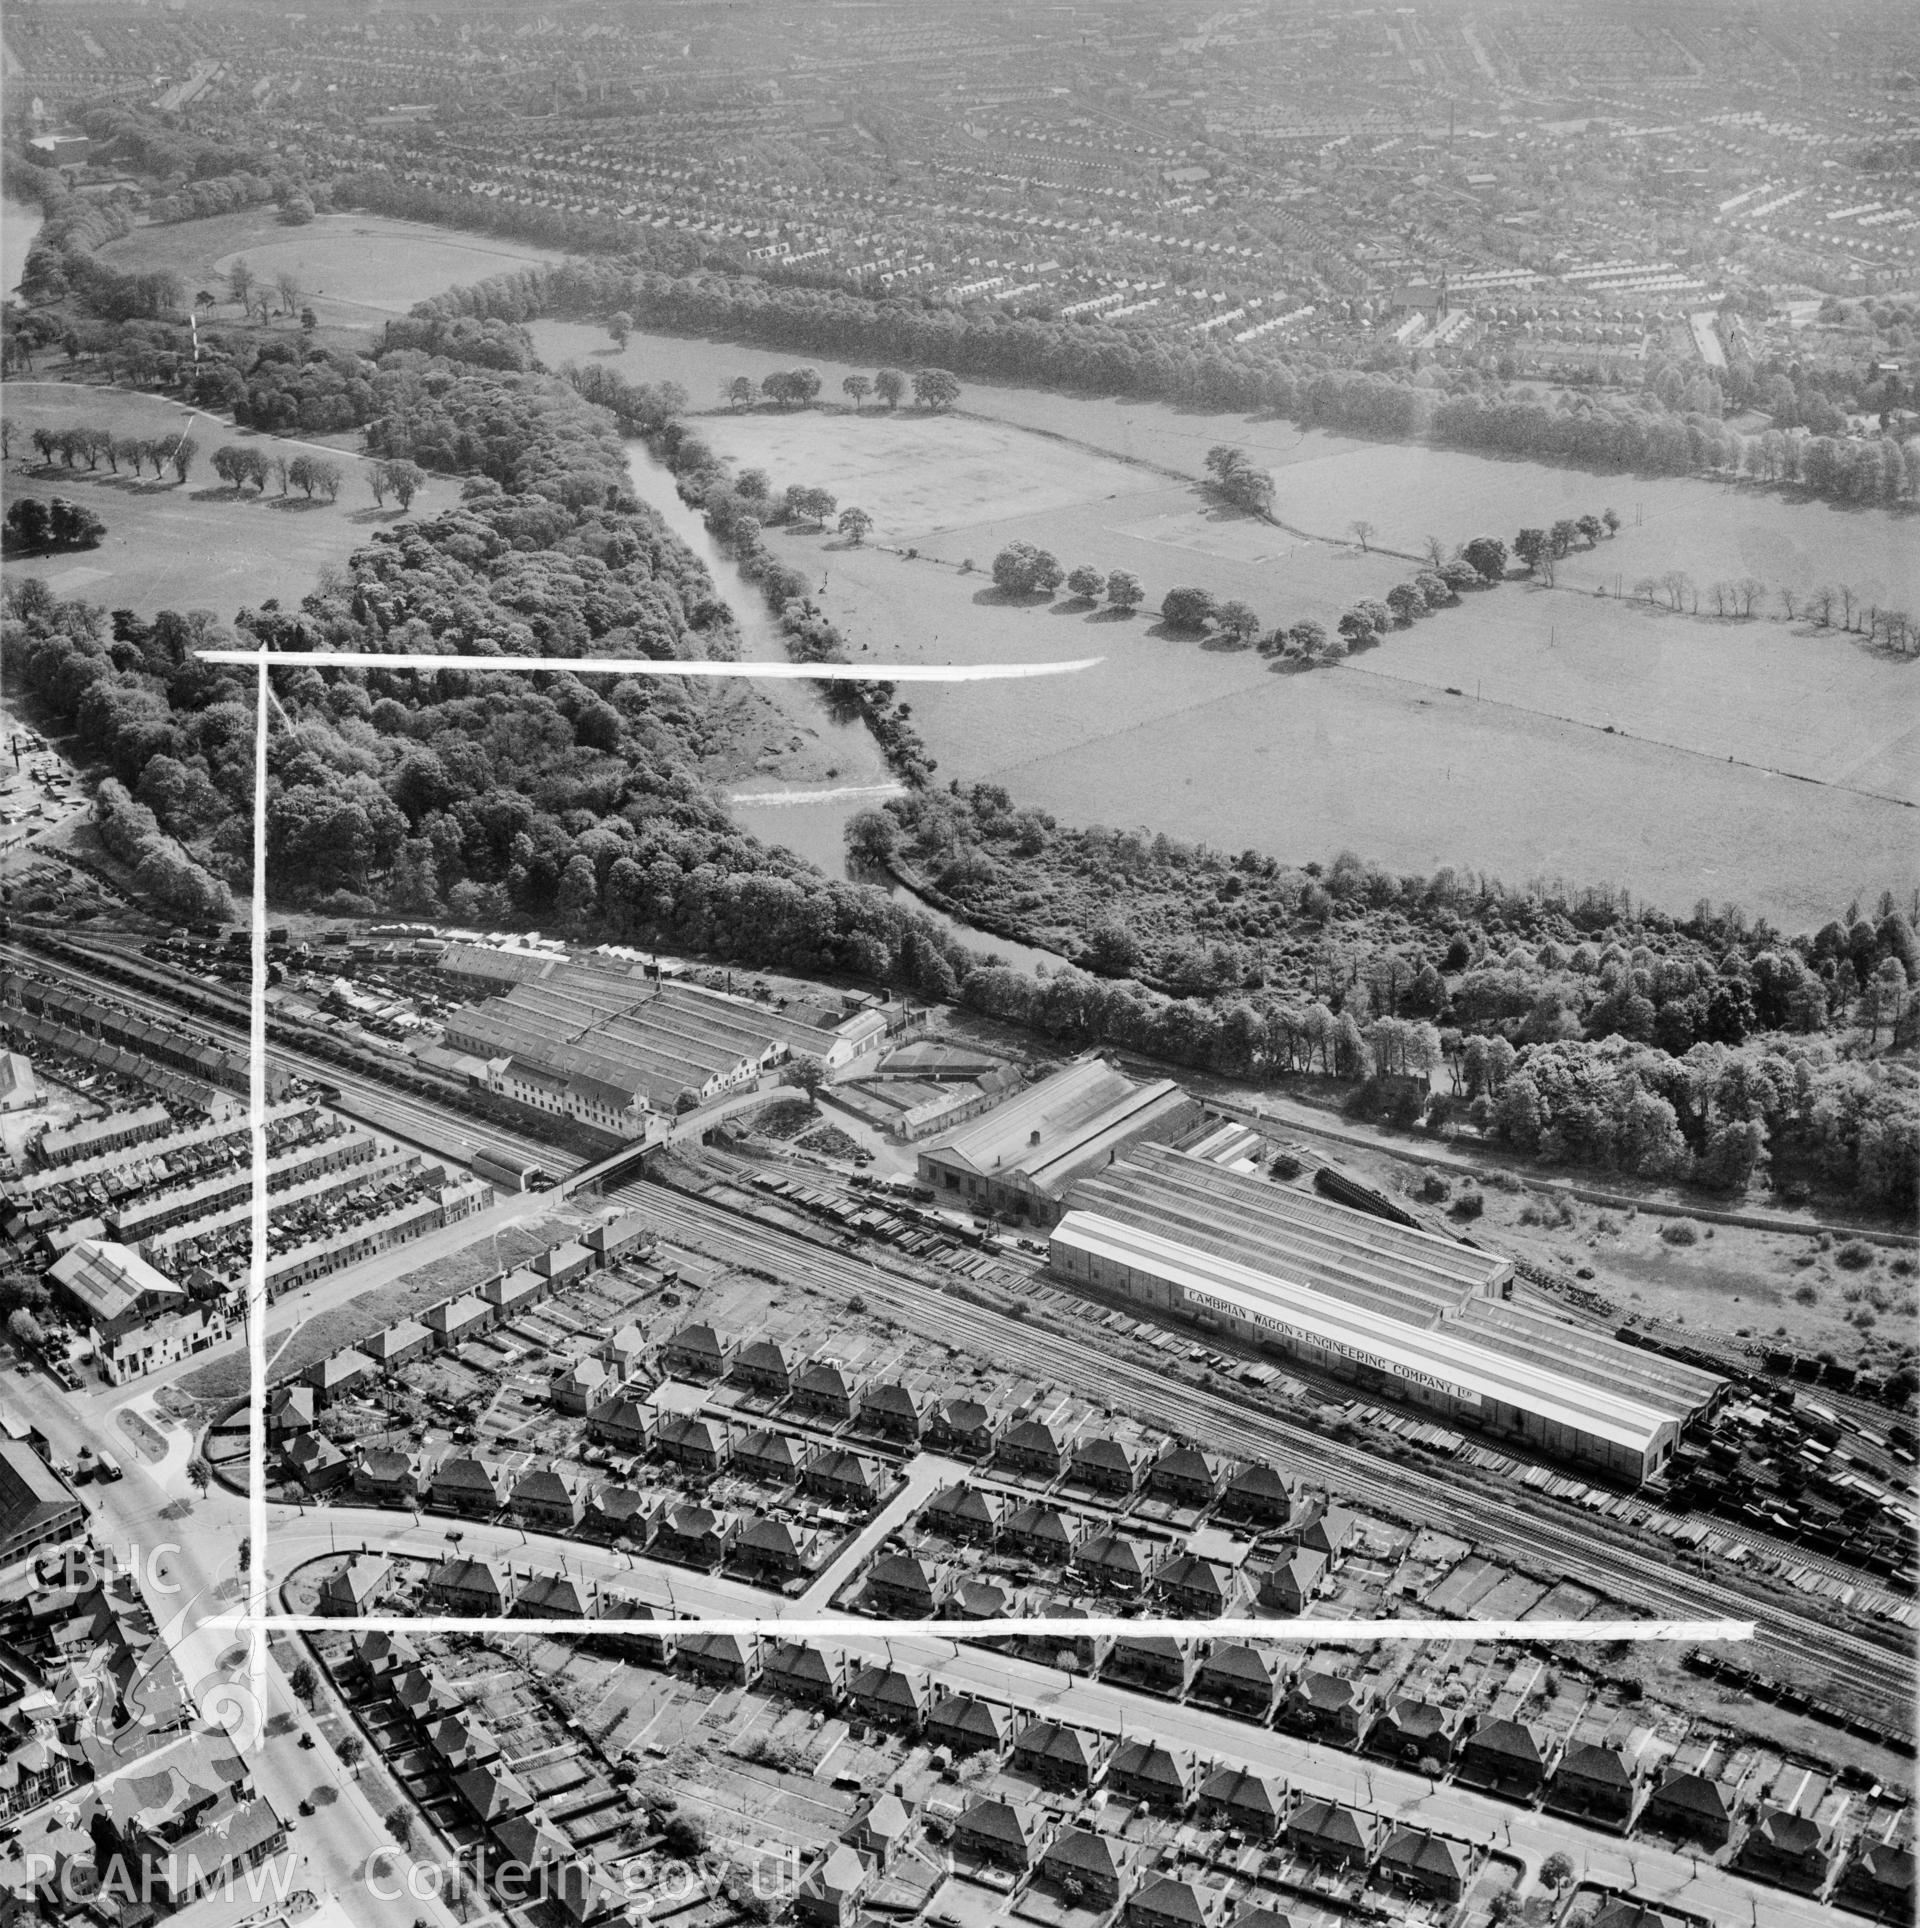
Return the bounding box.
[265,1505,1835,1928]
[794,1451,961,1609]
[2,1367,457,1928]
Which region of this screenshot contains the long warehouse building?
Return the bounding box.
[1051,1144,1724,1483]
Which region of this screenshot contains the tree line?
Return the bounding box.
[721,365,961,413]
[401,247,1920,511]
[852,778,1919,1209]
[983,490,1623,666]
[12,411,428,515]
[20,421,197,482]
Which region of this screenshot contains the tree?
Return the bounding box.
[608,310,634,348]
[5,498,50,549]
[842,374,871,411]
[836,507,872,545]
[1349,518,1376,552]
[661,1811,707,1859]
[785,485,836,528]
[228,257,255,309]
[1513,527,1548,574]
[385,460,425,511]
[784,1054,826,1107]
[338,1734,364,1776]
[1463,535,1508,582]
[1160,586,1215,630]
[1288,617,1329,660]
[1385,582,1426,624]
[289,1661,318,1706]
[368,463,389,507]
[48,499,105,550]
[1204,444,1272,512]
[282,193,316,226]
[7,1307,45,1350]
[1066,566,1104,601]
[1338,608,1377,649]
[1214,599,1260,644]
[1601,507,1621,535]
[873,368,907,409]
[169,435,199,484]
[911,367,960,411]
[726,375,753,410]
[385,1811,415,1848]
[274,271,304,317]
[992,543,1064,596]
[1541,1852,1575,1889]
[1106,570,1144,611]
[186,1457,211,1496]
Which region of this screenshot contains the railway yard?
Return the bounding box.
[1,912,1914,1928]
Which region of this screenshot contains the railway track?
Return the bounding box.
[702,1151,1913,1596]
[3,937,577,1181]
[619,1176,1911,1726]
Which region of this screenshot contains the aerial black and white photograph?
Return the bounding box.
[1,4,1917,1928]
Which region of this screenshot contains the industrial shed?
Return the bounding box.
[1050,1148,1720,1483]
[916,1058,1200,1227]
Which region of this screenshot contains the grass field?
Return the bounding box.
[693,407,1161,540]
[542,318,1918,605]
[1,382,407,613]
[98,210,569,331]
[759,528,1917,931]
[1356,584,1920,805]
[605,316,1916,925]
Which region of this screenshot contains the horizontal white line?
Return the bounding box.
[195,650,1100,682]
[214,1614,1752,1642]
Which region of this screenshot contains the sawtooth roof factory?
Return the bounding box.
[439,946,888,1138]
[1049,1139,1725,1485]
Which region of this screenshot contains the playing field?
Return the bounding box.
[97,210,569,331]
[1,383,409,614]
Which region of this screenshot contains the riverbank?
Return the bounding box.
[580,321,1919,929]
[532,319,1917,602]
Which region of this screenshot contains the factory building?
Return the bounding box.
[441,959,886,1135]
[916,1058,1201,1228]
[1050,1145,1722,1484]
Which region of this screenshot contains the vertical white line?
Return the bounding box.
[249,657,269,1720]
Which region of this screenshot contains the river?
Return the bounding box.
[592,320,1915,931]
[3,196,44,297]
[623,442,1068,976]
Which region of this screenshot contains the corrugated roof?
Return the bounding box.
[925,1060,1192,1195]
[1068,1145,1508,1326]
[49,1239,184,1323]
[1053,1211,1674,1455]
